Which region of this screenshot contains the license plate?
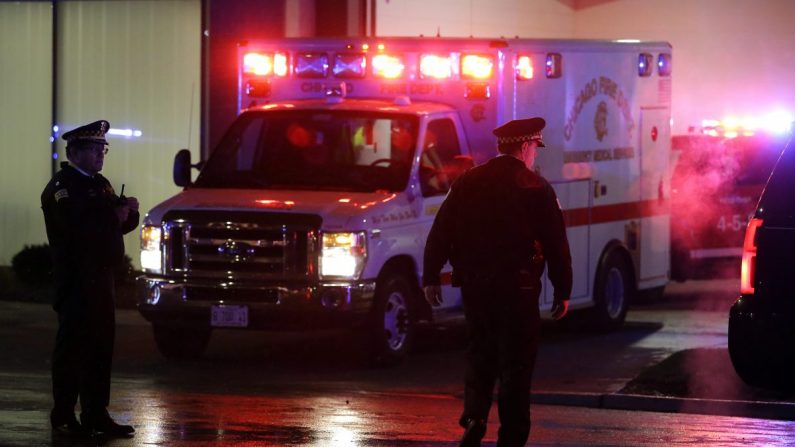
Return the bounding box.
[210,305,249,328]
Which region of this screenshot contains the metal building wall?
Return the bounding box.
[0,3,53,265]
[55,0,201,269]
[374,0,575,38]
[571,0,795,134]
[0,1,200,268]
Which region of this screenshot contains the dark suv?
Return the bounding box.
[729,137,795,390]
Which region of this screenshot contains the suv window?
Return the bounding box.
[420,118,462,197]
[761,141,795,216]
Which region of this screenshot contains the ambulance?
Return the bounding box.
[136,37,672,362]
[670,120,789,282]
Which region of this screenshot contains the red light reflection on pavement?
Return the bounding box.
[131,390,464,446]
[121,388,795,446]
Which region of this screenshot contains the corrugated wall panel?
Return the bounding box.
[57,0,201,268]
[0,3,53,265]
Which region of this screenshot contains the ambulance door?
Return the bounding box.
[542,180,591,308]
[639,107,670,281]
[417,114,467,313]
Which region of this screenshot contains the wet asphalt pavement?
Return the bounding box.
[2,279,794,445]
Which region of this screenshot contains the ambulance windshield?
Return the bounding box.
[195,110,418,192]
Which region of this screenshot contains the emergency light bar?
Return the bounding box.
[657,53,672,76]
[243,52,288,77]
[461,54,494,80]
[419,54,454,80]
[372,54,405,79]
[333,53,367,78]
[295,52,329,78]
[700,111,794,138]
[638,53,653,77]
[516,56,534,80]
[545,53,562,78]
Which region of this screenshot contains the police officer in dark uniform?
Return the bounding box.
[41,120,140,436]
[423,117,572,447]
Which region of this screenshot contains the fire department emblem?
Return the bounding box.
[470,104,486,122]
[594,101,608,142]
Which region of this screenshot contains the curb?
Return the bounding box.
[531,391,795,421]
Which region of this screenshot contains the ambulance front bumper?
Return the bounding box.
[136,276,376,330]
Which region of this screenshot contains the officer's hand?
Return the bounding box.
[115,206,130,224]
[551,299,569,320]
[423,285,443,307]
[126,196,139,212]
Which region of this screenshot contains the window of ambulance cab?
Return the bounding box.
[420,118,464,197]
[195,111,417,192]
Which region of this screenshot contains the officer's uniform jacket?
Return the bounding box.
[423,155,573,301]
[41,163,139,310]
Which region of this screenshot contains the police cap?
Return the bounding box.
[62,120,110,145]
[493,117,545,147]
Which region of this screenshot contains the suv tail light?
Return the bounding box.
[740,218,763,295]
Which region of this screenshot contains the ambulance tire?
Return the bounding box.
[591,250,632,331]
[367,274,415,366]
[152,324,211,360]
[670,240,690,282]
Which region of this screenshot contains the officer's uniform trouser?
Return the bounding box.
[52,268,116,418]
[460,279,541,446]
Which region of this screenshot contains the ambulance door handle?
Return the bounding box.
[594,181,607,198]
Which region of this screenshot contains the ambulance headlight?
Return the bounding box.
[320,232,367,279]
[333,53,366,79]
[140,225,162,273]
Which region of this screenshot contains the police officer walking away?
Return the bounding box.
[41,120,140,437]
[423,117,572,446]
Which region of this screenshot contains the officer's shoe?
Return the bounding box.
[81,410,135,436]
[50,410,87,437]
[459,418,487,447]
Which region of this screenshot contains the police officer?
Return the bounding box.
[423,117,572,447]
[41,120,140,436]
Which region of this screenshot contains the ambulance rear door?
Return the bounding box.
[639,107,670,282]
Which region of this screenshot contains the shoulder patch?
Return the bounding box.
[54,189,69,202]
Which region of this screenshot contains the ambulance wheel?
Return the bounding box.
[152,324,211,360]
[591,250,632,330]
[368,274,414,365]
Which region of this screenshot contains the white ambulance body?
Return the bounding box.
[137,37,671,362]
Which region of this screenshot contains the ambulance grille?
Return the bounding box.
[161,211,321,280]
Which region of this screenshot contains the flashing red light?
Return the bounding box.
[740,217,763,295]
[420,54,453,79]
[372,54,405,79]
[516,55,534,80]
[243,52,287,77]
[461,54,493,80]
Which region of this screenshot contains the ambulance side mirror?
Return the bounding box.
[173,149,193,187]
